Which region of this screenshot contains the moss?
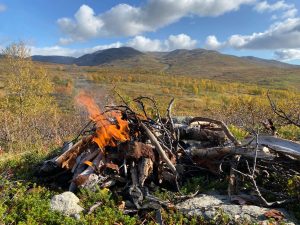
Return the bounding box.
[180,176,227,195]
[0,177,138,225]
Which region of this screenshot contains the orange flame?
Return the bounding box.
[77,92,130,149]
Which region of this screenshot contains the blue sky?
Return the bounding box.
[1,0,300,63]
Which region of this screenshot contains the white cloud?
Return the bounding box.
[127,36,162,52]
[254,1,292,13]
[282,8,298,19]
[30,46,77,57]
[58,38,74,45]
[57,5,104,42]
[234,18,300,49]
[274,49,300,61]
[204,35,224,50]
[165,34,197,50]
[30,34,197,56]
[127,34,197,51]
[57,0,255,43]
[227,35,249,48]
[254,0,297,20]
[206,18,300,50]
[0,3,6,12]
[30,42,122,57]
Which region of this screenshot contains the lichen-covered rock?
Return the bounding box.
[50,191,84,216]
[176,194,297,224]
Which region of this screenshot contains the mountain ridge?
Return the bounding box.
[74,47,144,66]
[31,47,300,77]
[32,46,298,68]
[31,55,75,65]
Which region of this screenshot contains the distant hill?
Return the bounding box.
[74,47,144,66]
[31,55,75,65]
[161,48,298,71]
[31,47,300,82]
[241,56,299,68]
[31,47,298,69]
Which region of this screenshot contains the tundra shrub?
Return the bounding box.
[0,42,60,152]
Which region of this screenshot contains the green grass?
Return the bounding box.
[0,177,138,225]
[0,173,258,225]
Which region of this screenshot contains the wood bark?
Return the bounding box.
[141,123,177,174]
[55,135,93,169]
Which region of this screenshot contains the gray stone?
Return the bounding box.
[50,191,84,216]
[176,194,297,224]
[74,213,81,220]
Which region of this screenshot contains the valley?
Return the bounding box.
[32,47,300,90]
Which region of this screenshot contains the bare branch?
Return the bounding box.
[267,91,300,128]
[140,122,177,175]
[189,117,241,146]
[166,98,175,136]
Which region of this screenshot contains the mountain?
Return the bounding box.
[31,47,147,67]
[31,55,75,65]
[74,47,144,66]
[241,56,299,68]
[161,48,298,71]
[31,47,300,80]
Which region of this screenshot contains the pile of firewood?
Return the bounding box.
[40,95,300,210]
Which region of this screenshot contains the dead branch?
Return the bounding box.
[267,144,300,160]
[69,152,103,191]
[55,135,93,168]
[228,155,241,200]
[179,126,226,146]
[248,135,300,160]
[140,123,177,174]
[232,168,291,207]
[166,98,176,138]
[138,158,153,186]
[189,117,241,146]
[87,202,102,215]
[232,132,291,207]
[190,146,275,160]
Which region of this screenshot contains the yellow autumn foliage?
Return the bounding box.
[0,43,60,151]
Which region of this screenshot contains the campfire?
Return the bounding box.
[40,94,300,214]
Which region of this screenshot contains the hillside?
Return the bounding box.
[30,47,300,89]
[31,46,299,69]
[74,47,143,66]
[32,47,298,69]
[241,56,300,68]
[31,55,75,64]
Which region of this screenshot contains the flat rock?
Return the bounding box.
[176,194,297,224]
[50,191,84,216]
